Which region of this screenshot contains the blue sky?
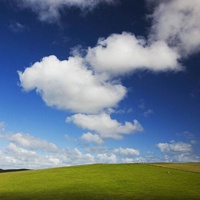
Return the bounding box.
[0,0,200,169]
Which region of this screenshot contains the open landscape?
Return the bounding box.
[0,1,200,200]
[0,163,199,200]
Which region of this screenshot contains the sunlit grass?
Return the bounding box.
[151,162,200,173]
[0,163,199,199]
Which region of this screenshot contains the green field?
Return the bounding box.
[151,162,200,173]
[0,163,199,200]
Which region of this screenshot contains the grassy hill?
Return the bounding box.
[0,163,199,200]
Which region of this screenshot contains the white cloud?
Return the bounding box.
[0,142,95,169]
[14,0,115,22]
[86,32,181,76]
[0,136,199,169]
[81,132,103,144]
[157,141,192,153]
[1,133,58,152]
[114,147,140,156]
[4,143,62,169]
[150,0,200,56]
[18,55,126,114]
[97,153,117,163]
[66,113,143,139]
[84,0,200,77]
[7,143,37,156]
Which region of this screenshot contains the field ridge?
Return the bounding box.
[150,162,200,173]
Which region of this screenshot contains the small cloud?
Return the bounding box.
[127,108,134,113]
[81,132,103,144]
[9,22,28,33]
[144,109,154,117]
[97,153,117,163]
[51,36,71,47]
[177,131,194,140]
[113,147,140,156]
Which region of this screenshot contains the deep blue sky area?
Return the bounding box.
[0,0,199,169]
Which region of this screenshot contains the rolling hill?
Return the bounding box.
[0,163,199,200]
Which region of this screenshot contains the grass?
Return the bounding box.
[151,162,200,173]
[0,163,199,200]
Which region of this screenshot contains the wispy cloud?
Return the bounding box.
[144,109,154,117]
[9,22,28,33]
[12,0,116,23]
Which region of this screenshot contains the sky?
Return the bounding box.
[0,0,200,169]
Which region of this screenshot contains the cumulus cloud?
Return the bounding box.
[85,0,200,75]
[18,55,126,114]
[1,133,58,152]
[81,132,103,144]
[150,0,200,56]
[20,0,200,116]
[86,32,181,76]
[66,113,143,139]
[156,140,200,162]
[7,143,37,156]
[3,143,62,169]
[114,147,140,156]
[97,153,117,163]
[157,141,192,153]
[16,0,200,159]
[13,0,115,22]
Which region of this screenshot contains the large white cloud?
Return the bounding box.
[18,55,126,114]
[14,0,115,22]
[86,32,181,76]
[66,113,143,139]
[150,0,200,56]
[19,0,200,115]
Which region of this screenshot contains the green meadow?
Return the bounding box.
[0,163,199,200]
